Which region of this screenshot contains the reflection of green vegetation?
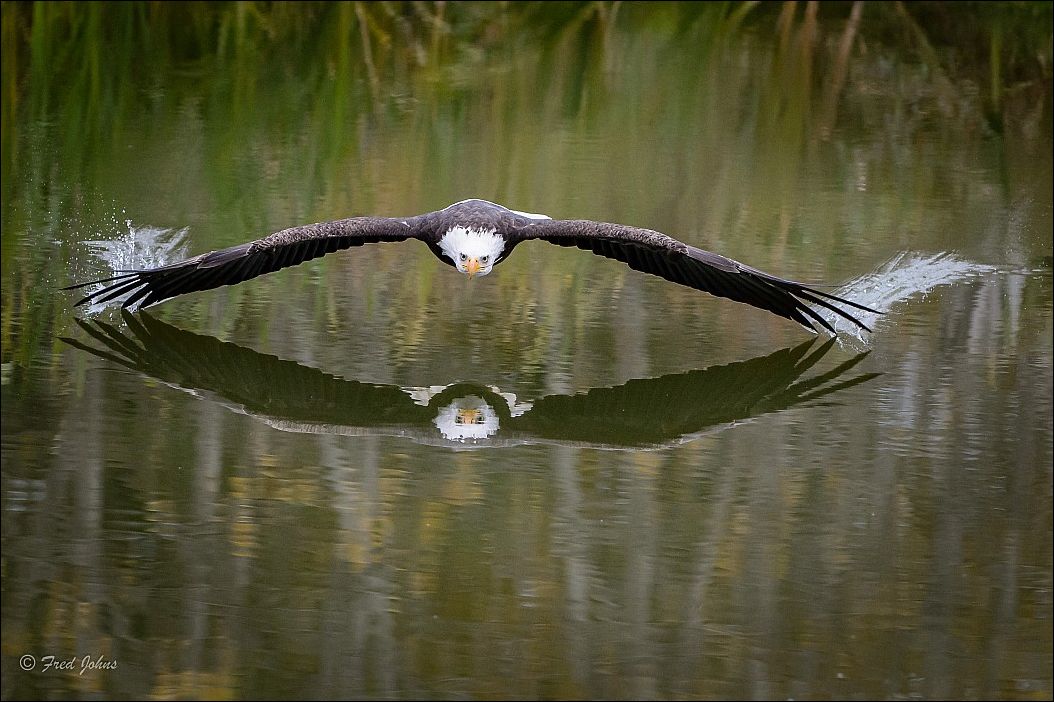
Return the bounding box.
[3,2,1050,202]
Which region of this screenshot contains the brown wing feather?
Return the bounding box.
[64,216,424,309]
[509,219,880,333]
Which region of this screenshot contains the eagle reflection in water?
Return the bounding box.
[62,313,879,450]
[436,396,500,441]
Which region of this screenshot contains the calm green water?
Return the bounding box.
[2,4,1052,700]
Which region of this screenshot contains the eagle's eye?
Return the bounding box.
[459,253,467,261]
[480,255,489,264]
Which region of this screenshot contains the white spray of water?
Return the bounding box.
[816,251,998,347]
[80,221,189,315]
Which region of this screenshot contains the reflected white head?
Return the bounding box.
[434,396,500,441]
[438,226,504,277]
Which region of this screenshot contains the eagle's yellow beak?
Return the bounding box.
[457,408,482,425]
[465,258,481,277]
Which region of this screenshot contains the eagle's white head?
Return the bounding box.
[438,226,505,277]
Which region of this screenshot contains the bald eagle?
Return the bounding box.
[65,198,880,333]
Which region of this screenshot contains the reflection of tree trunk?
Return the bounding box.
[625,452,660,699]
[816,1,864,140]
[798,2,819,106]
[740,425,782,700]
[72,370,104,686]
[186,402,225,676]
[355,435,398,697]
[551,445,592,686]
[545,284,572,397]
[354,3,380,108]
[776,2,797,55]
[317,435,398,698]
[318,435,358,696]
[894,2,959,115]
[616,274,649,382]
[678,450,738,696]
[922,461,962,700]
[342,564,398,699]
[981,528,1018,698]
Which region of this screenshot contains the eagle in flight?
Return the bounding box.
[66,198,879,333]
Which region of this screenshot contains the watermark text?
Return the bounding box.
[18,654,118,675]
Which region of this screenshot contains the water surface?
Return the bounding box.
[2,5,1051,700]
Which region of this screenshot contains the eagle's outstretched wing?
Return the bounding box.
[63,215,429,309]
[510,219,880,333]
[64,199,881,334]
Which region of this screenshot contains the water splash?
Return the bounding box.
[79,222,189,315]
[817,251,998,346]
